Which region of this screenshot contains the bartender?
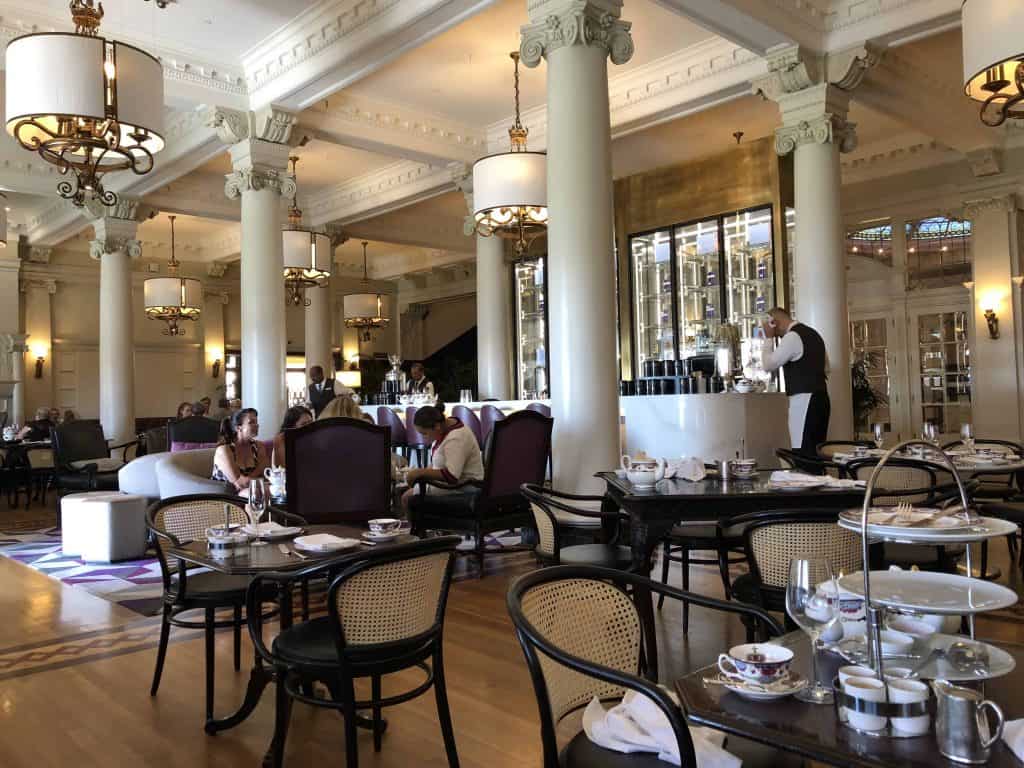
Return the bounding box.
[760,307,830,455]
[306,365,353,418]
[406,362,435,397]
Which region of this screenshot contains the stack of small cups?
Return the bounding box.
[838,665,930,736]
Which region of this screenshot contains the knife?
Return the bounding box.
[278,543,307,560]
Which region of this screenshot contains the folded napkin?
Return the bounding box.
[769,470,820,484]
[583,690,740,768]
[293,533,359,552]
[70,457,124,472]
[242,521,301,536]
[665,457,706,483]
[1003,719,1024,761]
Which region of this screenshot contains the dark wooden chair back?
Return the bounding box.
[479,410,552,504]
[167,416,220,446]
[285,417,391,523]
[53,421,108,465]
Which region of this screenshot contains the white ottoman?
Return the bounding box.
[60,492,148,562]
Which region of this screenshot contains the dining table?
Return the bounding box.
[676,632,1024,767]
[165,524,418,752]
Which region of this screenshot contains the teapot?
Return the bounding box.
[264,466,286,498]
[621,455,665,489]
[1,425,15,442]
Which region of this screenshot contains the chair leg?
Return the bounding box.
[205,606,216,722]
[150,604,171,696]
[301,578,310,622]
[657,541,670,611]
[371,674,383,752]
[717,545,734,600]
[233,603,242,672]
[341,678,360,768]
[270,665,293,768]
[681,546,690,635]
[476,524,485,579]
[433,648,460,768]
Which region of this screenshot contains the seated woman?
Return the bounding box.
[271,405,313,468]
[211,408,270,493]
[175,401,193,420]
[318,394,374,423]
[402,405,484,509]
[16,407,55,441]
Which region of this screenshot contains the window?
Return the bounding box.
[850,318,891,434]
[906,217,972,290]
[225,351,240,400]
[917,310,971,436]
[846,221,893,266]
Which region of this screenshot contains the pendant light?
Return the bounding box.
[4,0,165,206]
[144,215,201,336]
[471,52,547,257]
[343,241,390,342]
[283,156,331,307]
[962,0,1024,126]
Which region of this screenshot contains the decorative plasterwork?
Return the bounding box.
[325,224,349,249]
[204,290,231,305]
[20,278,56,295]
[89,236,143,261]
[776,112,857,155]
[209,105,297,145]
[224,169,297,200]
[966,149,1003,178]
[206,263,229,278]
[964,194,1018,218]
[839,139,960,185]
[520,0,634,67]
[25,247,52,265]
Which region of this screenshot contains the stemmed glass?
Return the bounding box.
[960,423,975,454]
[921,422,940,450]
[786,557,840,704]
[247,478,268,546]
[871,423,885,450]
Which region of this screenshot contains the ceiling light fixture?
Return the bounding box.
[962,0,1024,126]
[4,0,165,207]
[144,215,201,335]
[282,156,331,307]
[471,51,547,258]
[343,241,390,342]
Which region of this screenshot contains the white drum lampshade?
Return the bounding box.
[962,0,1024,125]
[283,229,332,278]
[144,276,202,316]
[472,151,547,221]
[344,293,384,320]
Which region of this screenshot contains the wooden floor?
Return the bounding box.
[1,495,1023,767]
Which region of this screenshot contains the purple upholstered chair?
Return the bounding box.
[410,410,552,576]
[479,404,506,455]
[451,405,484,450]
[285,417,391,524]
[525,402,551,418]
[405,406,431,468]
[377,406,407,458]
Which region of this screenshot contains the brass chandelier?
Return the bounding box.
[4,1,165,207]
[471,52,547,257]
[283,156,332,307]
[962,1,1024,126]
[343,242,390,342]
[144,215,201,336]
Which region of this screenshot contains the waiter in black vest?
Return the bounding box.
[760,307,830,455]
[306,365,352,417]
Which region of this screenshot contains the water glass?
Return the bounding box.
[460,388,473,403]
[786,557,839,704]
[248,479,268,546]
[960,423,975,454]
[872,422,885,450]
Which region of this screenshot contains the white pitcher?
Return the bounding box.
[620,455,665,489]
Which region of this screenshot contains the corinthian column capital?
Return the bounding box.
[520,0,633,68]
[86,197,152,260]
[775,113,858,156]
[224,168,297,200]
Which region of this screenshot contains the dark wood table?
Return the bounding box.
[165,524,418,746]
[676,632,1024,767]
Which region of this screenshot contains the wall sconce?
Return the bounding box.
[983,308,1000,339]
[212,358,222,378]
[30,343,47,379]
[34,355,44,379]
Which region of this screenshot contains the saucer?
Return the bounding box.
[363,529,407,542]
[713,671,808,701]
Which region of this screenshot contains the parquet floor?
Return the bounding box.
[1,494,1023,767]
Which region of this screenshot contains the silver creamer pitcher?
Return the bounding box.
[932,679,1004,764]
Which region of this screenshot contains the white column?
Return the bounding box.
[476,235,513,399]
[0,254,21,423]
[964,194,1021,441]
[522,0,633,492]
[762,76,857,439]
[7,333,27,425]
[305,282,333,379]
[214,105,297,434]
[88,202,149,445]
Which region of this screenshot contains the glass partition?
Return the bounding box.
[675,218,720,357]
[724,207,774,365]
[514,256,548,399]
[906,217,972,290]
[917,310,971,436]
[630,229,676,371]
[850,318,891,435]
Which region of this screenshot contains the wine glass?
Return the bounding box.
[871,422,885,450]
[247,478,268,546]
[960,423,975,454]
[786,557,839,704]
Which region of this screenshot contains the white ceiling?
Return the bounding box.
[346,0,714,127]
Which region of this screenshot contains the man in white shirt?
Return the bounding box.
[406,362,435,397]
[306,365,353,418]
[760,307,831,454]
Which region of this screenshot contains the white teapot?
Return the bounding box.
[620,455,665,489]
[264,466,286,498]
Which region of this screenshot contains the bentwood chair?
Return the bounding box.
[775,447,843,478]
[521,484,629,568]
[451,405,484,450]
[286,417,391,524]
[729,510,864,639]
[51,421,134,494]
[146,494,296,722]
[816,440,874,460]
[943,438,1024,501]
[507,565,797,768]
[410,410,552,576]
[246,536,462,768]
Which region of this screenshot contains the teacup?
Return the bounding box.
[843,677,887,732]
[717,643,793,685]
[732,458,758,478]
[368,518,403,535]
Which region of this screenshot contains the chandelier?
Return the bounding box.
[4,0,165,206]
[471,52,547,257]
[962,0,1024,126]
[343,241,390,341]
[283,156,331,307]
[144,215,201,336]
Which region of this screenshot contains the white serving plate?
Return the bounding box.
[838,571,1018,615]
[242,523,303,540]
[769,481,825,492]
[838,514,1016,544]
[293,534,361,553]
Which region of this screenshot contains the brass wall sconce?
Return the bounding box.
[212,358,222,378]
[34,356,44,379]
[984,308,1000,339]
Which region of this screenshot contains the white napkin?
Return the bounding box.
[665,457,706,482]
[293,534,359,552]
[769,470,819,483]
[1004,719,1024,761]
[582,690,740,768]
[242,521,302,537]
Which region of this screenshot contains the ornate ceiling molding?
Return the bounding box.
[963,194,1018,218]
[20,278,56,295]
[520,0,634,67]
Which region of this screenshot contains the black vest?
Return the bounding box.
[308,380,336,416]
[783,324,828,396]
[407,377,431,394]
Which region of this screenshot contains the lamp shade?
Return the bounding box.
[338,369,362,389]
[963,0,1024,102]
[5,34,165,157]
[472,151,547,215]
[344,293,383,319]
[283,228,332,275]
[144,276,202,315]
